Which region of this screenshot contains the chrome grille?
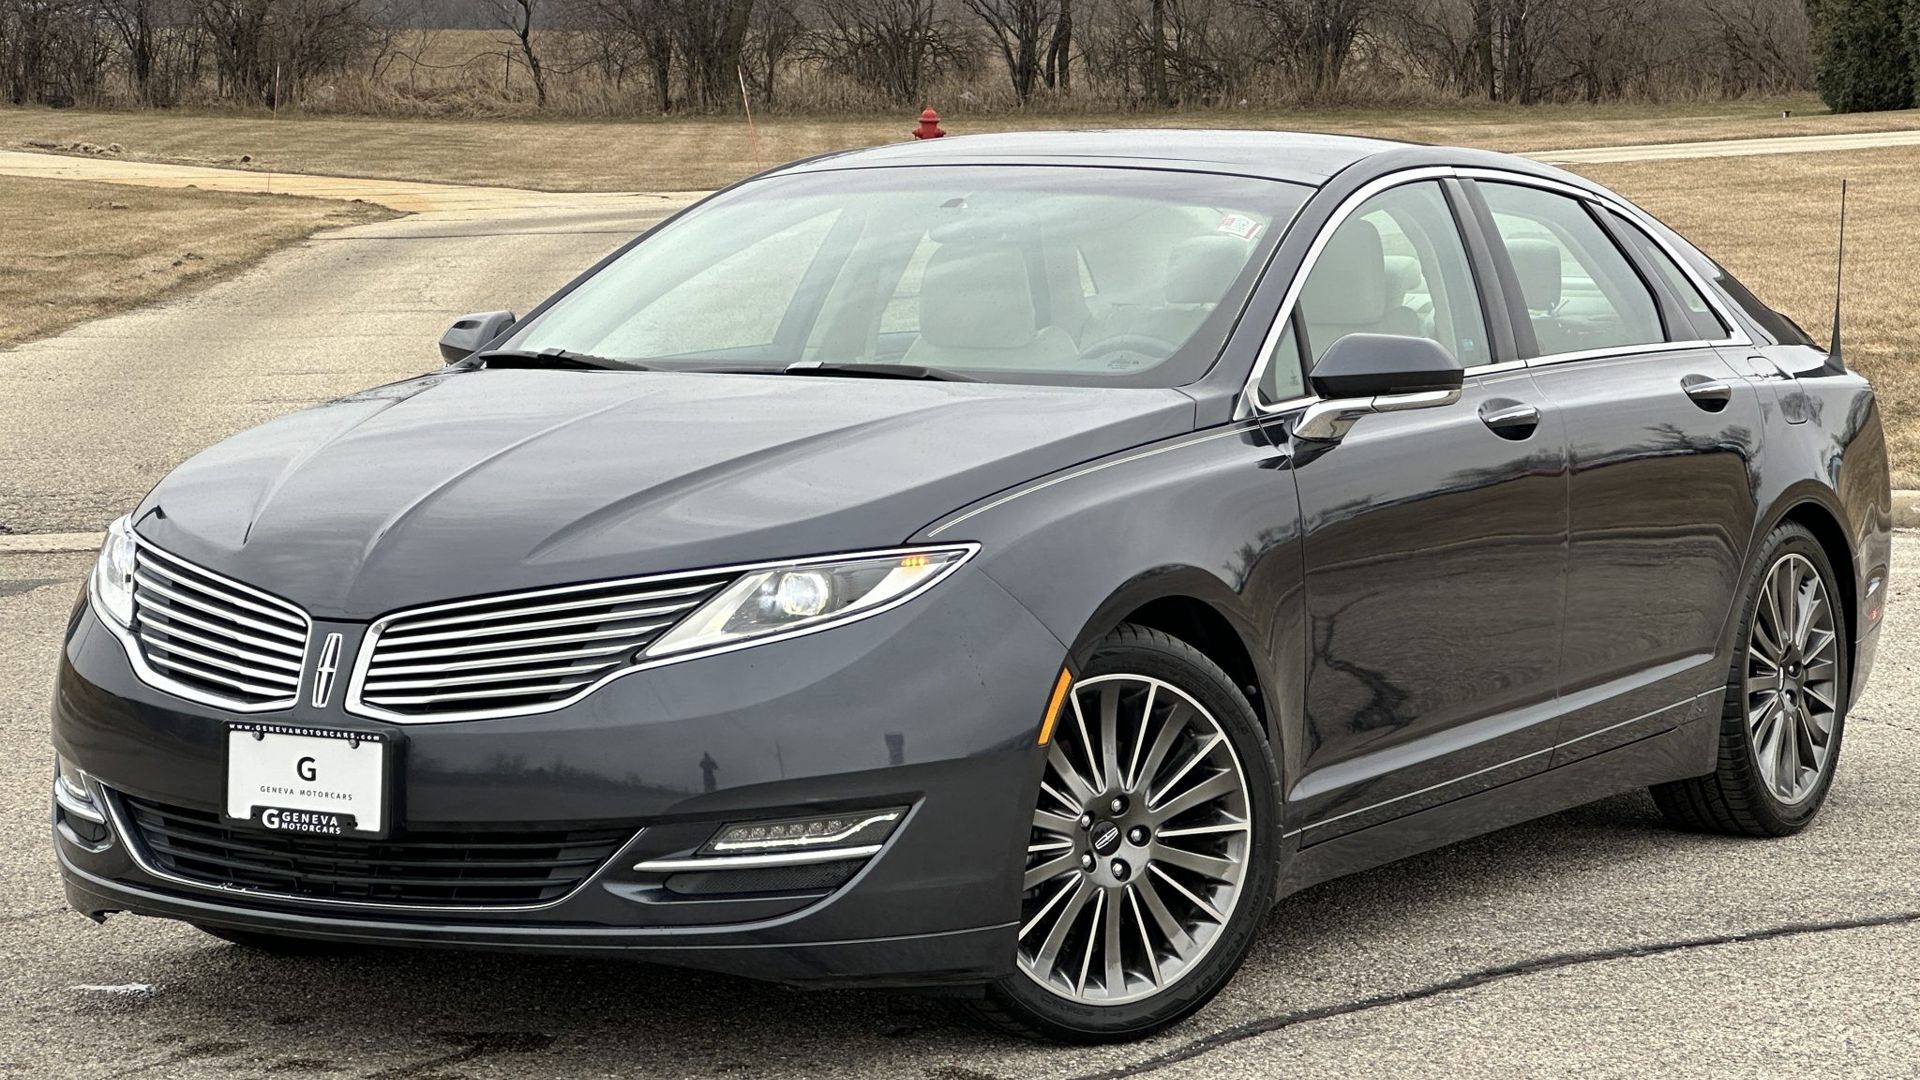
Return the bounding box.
[131,540,310,710]
[351,572,733,719]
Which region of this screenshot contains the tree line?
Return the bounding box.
[3,0,1825,114]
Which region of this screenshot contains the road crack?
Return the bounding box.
[1069,910,1920,1080]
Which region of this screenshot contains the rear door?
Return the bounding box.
[1269,178,1570,841]
[1462,176,1762,763]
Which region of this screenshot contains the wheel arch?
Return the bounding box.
[1072,575,1274,743]
[1756,490,1859,680]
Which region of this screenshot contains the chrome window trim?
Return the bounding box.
[92,536,314,715]
[1238,166,1457,419]
[1456,166,1753,352]
[99,784,637,915]
[343,543,979,724]
[1237,165,1754,419]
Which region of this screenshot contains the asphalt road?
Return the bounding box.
[4,188,1918,1078]
[0,200,683,536]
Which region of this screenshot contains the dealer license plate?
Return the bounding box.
[225,722,390,836]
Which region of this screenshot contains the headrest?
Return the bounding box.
[1383,256,1422,307]
[1301,219,1387,327]
[1164,235,1249,305]
[1506,238,1563,311]
[919,242,1037,350]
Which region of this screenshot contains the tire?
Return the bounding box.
[197,925,361,955]
[1652,522,1849,837]
[964,624,1279,1042]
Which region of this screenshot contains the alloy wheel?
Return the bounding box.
[1018,673,1252,1005]
[1745,552,1841,804]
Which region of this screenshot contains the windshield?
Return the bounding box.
[502,166,1309,387]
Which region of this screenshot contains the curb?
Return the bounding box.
[1895,491,1920,530]
[0,532,104,554]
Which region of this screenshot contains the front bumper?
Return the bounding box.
[52,565,1066,988]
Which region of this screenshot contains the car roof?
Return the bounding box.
[771,128,1585,190]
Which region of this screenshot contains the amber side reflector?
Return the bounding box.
[1037,667,1074,746]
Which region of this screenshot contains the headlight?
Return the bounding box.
[91,515,137,627]
[645,546,975,657]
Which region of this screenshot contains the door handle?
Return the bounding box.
[1682,375,1733,411]
[1478,400,1540,440]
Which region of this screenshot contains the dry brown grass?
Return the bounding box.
[5,96,1919,193]
[0,176,395,348]
[1577,147,1920,484]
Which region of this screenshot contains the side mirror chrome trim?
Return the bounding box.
[1292,388,1461,444]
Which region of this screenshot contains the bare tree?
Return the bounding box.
[664,0,758,109]
[745,0,800,102]
[481,0,547,104]
[806,0,958,103]
[964,0,1061,102]
[1236,0,1372,98]
[569,0,674,109]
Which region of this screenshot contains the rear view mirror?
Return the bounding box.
[1309,333,1464,400]
[438,310,516,365]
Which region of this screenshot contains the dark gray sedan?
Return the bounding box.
[52,131,1888,1041]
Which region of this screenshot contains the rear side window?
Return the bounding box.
[1607,211,1730,341]
[1479,182,1663,358]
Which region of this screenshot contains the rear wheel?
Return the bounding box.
[967,624,1278,1042]
[1652,522,1848,836]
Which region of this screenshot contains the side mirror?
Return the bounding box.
[1308,333,1464,399]
[438,310,516,365]
[1295,334,1465,444]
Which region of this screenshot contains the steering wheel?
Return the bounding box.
[1080,333,1181,362]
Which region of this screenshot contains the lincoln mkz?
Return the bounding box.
[52,132,1889,1040]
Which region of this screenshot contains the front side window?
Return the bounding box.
[1277,181,1490,401]
[504,167,1310,388]
[1479,182,1664,358]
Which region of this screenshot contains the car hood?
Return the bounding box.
[136,369,1194,619]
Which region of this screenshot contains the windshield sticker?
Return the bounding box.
[1217,213,1262,241]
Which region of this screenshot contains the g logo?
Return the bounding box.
[296,756,317,782]
[262,808,282,829]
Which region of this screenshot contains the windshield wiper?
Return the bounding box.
[781,361,979,382]
[477,348,652,372]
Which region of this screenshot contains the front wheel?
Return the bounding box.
[966,625,1278,1042]
[1652,522,1849,836]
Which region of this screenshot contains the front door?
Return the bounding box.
[1274,179,1570,841]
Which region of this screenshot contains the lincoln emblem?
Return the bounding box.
[310,632,344,709]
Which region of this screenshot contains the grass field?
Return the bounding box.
[0,177,394,348]
[1580,147,1920,483]
[6,96,1919,192]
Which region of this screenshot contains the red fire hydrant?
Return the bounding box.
[913,108,946,140]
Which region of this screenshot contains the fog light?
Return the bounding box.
[54,756,111,850]
[54,756,104,824]
[701,808,906,854]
